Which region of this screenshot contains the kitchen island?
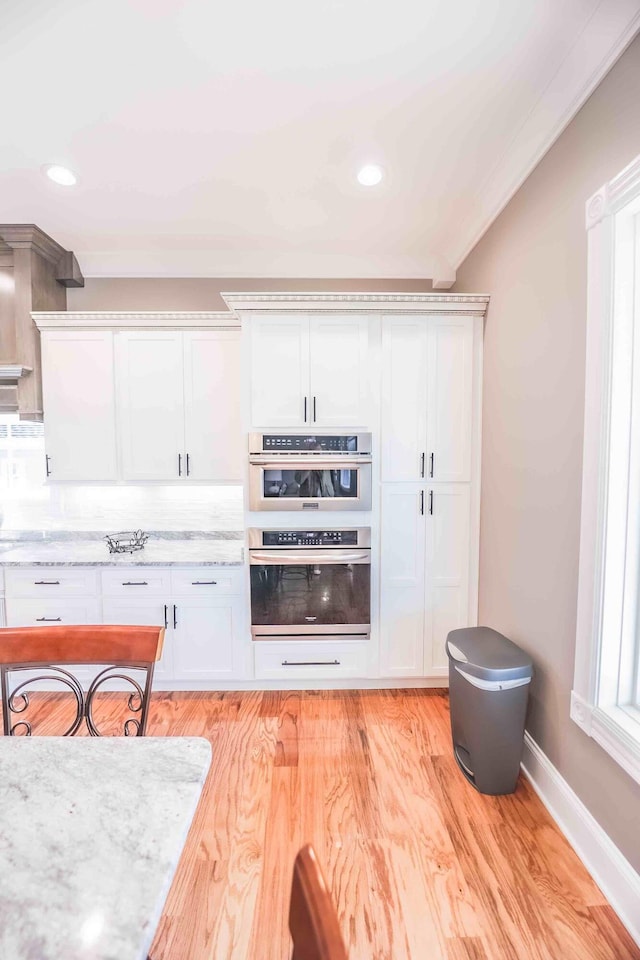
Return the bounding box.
[0,735,211,960]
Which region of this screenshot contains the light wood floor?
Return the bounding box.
[27,690,640,959]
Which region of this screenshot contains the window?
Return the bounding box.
[573,153,640,784]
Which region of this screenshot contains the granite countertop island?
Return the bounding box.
[0,736,211,960]
[0,535,244,566]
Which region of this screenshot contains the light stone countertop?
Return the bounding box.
[0,736,211,960]
[0,537,244,566]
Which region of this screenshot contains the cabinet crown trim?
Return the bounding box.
[32,311,239,330]
[222,291,490,315]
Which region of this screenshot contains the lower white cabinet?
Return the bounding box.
[254,639,368,681]
[3,564,246,687]
[172,596,244,681]
[380,483,472,678]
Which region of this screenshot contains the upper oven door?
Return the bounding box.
[248,457,372,511]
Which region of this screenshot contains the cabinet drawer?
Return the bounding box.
[254,639,368,680]
[4,567,99,599]
[5,598,102,628]
[101,569,171,597]
[171,567,243,596]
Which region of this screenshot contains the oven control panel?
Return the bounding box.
[263,435,357,452]
[262,530,359,547]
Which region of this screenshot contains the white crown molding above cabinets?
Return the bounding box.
[222,292,490,316]
[0,366,32,381]
[31,311,239,330]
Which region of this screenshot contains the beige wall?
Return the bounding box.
[68,277,433,311]
[455,35,640,870]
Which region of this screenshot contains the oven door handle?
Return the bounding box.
[250,551,371,565]
[248,456,372,466]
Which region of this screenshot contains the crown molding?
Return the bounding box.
[32,311,239,330]
[0,224,67,266]
[222,291,490,316]
[0,365,32,381]
[448,1,640,268]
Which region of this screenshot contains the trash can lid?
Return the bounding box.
[446,626,533,683]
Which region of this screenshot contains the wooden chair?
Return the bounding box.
[289,844,348,960]
[0,624,164,737]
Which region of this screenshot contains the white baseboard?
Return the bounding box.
[521,732,640,947]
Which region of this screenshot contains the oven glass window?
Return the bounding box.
[250,562,370,626]
[262,469,358,499]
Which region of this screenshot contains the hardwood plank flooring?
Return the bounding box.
[17,689,639,959]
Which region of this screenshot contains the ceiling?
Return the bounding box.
[1,0,639,284]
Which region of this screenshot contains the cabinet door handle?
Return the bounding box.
[173,604,178,629]
[45,455,51,477]
[191,580,217,585]
[122,581,148,586]
[281,660,340,667]
[186,453,190,476]
[420,490,425,516]
[178,453,182,477]
[164,604,168,629]
[429,490,434,515]
[430,452,434,478]
[34,580,60,585]
[313,396,317,422]
[303,396,307,422]
[420,452,425,478]
[36,617,62,622]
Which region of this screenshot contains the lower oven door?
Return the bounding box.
[249,548,370,638]
[248,457,372,511]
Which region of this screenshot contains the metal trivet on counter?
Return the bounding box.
[104,530,148,554]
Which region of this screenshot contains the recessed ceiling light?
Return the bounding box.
[357,164,383,187]
[43,164,78,186]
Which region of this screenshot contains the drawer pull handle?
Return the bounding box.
[281,659,340,667]
[34,580,60,585]
[36,617,62,622]
[191,580,217,585]
[121,581,149,586]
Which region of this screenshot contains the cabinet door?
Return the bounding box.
[379,484,427,677]
[381,318,428,480]
[102,598,173,681]
[183,330,242,481]
[172,596,244,681]
[424,484,471,675]
[116,331,185,481]
[427,317,473,482]
[41,331,117,481]
[249,316,309,428]
[309,315,370,427]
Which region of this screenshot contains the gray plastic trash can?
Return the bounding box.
[446,626,533,795]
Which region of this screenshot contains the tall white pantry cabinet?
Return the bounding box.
[226,292,488,684]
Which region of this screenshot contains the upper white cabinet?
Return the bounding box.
[41,331,118,481]
[381,315,473,482]
[37,315,242,484]
[116,331,186,481]
[183,331,242,482]
[249,314,370,428]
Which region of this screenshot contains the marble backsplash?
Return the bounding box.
[0,484,244,536]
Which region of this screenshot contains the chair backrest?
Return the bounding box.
[289,845,348,960]
[0,624,164,737]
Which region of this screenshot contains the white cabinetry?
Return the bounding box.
[249,315,369,428]
[37,315,242,484]
[101,566,245,683]
[116,331,185,481]
[3,564,246,687]
[381,315,473,482]
[41,331,118,481]
[380,483,470,678]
